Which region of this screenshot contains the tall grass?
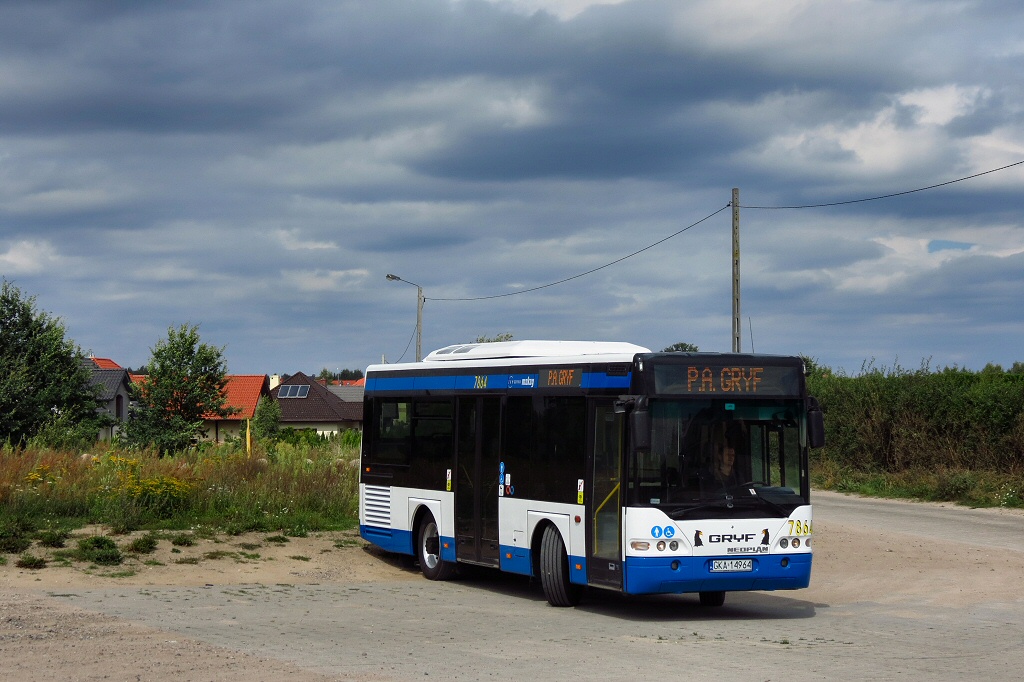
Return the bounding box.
[807,360,1024,508]
[0,437,360,534]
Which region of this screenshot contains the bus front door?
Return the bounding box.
[455,396,501,567]
[587,401,624,589]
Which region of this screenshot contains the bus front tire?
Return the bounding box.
[539,525,582,607]
[699,590,726,607]
[417,513,455,581]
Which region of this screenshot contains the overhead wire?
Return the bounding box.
[739,160,1024,209]
[416,159,1022,303]
[429,203,732,302]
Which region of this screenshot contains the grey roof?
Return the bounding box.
[327,385,364,402]
[273,372,363,424]
[81,360,130,399]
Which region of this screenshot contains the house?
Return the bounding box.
[326,383,364,404]
[273,372,362,435]
[84,358,132,441]
[203,375,270,443]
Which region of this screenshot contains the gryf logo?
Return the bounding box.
[708,533,757,543]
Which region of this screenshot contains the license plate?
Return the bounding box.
[710,559,753,572]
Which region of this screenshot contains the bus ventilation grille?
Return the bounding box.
[606,364,630,376]
[362,485,392,528]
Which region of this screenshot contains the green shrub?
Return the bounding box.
[36,529,70,548]
[126,533,159,554]
[76,536,123,565]
[0,535,32,553]
[15,553,47,570]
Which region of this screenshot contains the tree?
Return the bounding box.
[124,323,233,454]
[474,333,514,343]
[0,280,106,448]
[250,395,281,441]
[662,342,700,352]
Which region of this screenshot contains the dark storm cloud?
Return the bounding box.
[1,0,1022,373]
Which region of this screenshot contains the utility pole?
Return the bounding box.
[732,188,741,353]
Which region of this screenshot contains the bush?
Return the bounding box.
[15,553,47,569]
[809,361,1024,474]
[126,533,159,554]
[76,536,123,565]
[0,535,32,554]
[36,529,70,548]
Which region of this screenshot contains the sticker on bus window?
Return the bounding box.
[577,479,584,504]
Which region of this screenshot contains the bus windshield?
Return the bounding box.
[627,399,809,517]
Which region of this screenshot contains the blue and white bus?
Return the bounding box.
[359,340,825,607]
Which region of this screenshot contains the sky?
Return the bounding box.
[2,0,1022,376]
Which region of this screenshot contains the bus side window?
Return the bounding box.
[375,399,412,464]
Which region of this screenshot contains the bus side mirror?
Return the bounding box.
[807,397,825,449]
[630,409,651,451]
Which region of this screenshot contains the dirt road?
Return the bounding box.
[2,492,1023,680]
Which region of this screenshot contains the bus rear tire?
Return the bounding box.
[539,525,582,607]
[699,590,726,607]
[417,512,455,581]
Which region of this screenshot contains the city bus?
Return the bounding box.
[359,340,825,607]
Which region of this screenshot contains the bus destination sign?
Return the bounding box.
[539,367,582,388]
[654,364,801,397]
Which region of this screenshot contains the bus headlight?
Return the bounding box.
[630,541,650,551]
[669,540,679,551]
[656,541,666,551]
[792,538,801,548]
[779,538,789,549]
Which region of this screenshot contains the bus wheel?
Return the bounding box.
[417,513,455,581]
[539,525,582,607]
[699,591,726,607]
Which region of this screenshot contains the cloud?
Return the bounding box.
[0,0,1022,374]
[0,240,64,275]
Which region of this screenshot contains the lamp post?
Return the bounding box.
[386,273,424,362]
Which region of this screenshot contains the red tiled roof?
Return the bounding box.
[212,375,269,421]
[90,357,122,369]
[130,374,268,421]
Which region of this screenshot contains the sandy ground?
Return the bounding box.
[2,505,1023,680]
[0,528,414,681]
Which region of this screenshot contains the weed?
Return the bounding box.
[170,533,196,547]
[174,556,200,565]
[126,533,160,554]
[36,529,70,548]
[288,555,311,561]
[16,553,47,570]
[265,534,290,544]
[76,536,123,565]
[0,535,32,554]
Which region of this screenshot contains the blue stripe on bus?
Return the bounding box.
[498,545,587,584]
[360,525,413,555]
[499,544,532,575]
[359,525,457,564]
[622,553,812,594]
[367,372,632,393]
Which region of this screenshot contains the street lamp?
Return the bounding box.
[386,273,424,362]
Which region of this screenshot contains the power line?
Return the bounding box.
[418,159,1022,304]
[429,203,731,302]
[739,160,1024,210]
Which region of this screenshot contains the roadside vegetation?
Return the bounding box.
[0,434,361,567]
[806,358,1024,509]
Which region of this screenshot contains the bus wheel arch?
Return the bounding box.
[535,522,582,607]
[413,507,455,581]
